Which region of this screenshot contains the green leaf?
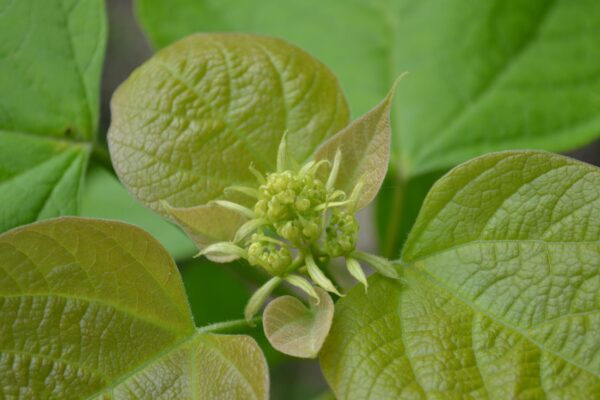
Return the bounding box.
[136,0,600,255]
[108,32,349,215]
[263,287,334,359]
[0,0,106,139]
[0,0,107,231]
[0,217,269,399]
[0,132,89,232]
[321,151,600,398]
[80,165,197,261]
[135,1,600,175]
[315,79,398,210]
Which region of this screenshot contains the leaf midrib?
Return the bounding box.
[404,243,600,379]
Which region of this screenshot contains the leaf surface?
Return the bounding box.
[321,151,600,398]
[0,0,107,231]
[108,33,349,214]
[0,132,89,232]
[263,287,333,358]
[0,217,269,399]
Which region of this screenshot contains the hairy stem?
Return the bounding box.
[197,317,262,334]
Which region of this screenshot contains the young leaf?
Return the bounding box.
[314,77,400,210]
[0,217,268,399]
[321,151,600,398]
[263,287,334,358]
[0,0,107,232]
[164,201,247,259]
[109,32,349,215]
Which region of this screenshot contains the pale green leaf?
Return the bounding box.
[321,151,600,399]
[0,0,107,231]
[0,217,269,399]
[108,32,349,214]
[263,287,333,359]
[315,80,398,210]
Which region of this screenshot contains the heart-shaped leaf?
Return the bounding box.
[263,287,333,359]
[321,151,600,398]
[315,79,399,210]
[0,217,269,399]
[109,32,349,216]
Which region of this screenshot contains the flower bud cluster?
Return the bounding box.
[196,140,399,321]
[254,171,327,245]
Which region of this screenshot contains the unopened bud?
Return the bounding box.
[245,276,283,321]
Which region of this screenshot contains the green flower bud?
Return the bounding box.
[325,209,358,257]
[277,220,303,244]
[247,234,292,276]
[301,219,321,242]
[253,168,329,245]
[295,197,311,211]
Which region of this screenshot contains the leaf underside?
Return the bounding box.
[263,287,334,358]
[0,218,268,399]
[321,151,600,399]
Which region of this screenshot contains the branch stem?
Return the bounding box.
[197,317,262,334]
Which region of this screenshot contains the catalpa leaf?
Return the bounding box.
[136,0,600,176]
[136,0,600,258]
[0,0,107,232]
[109,33,349,215]
[263,287,334,359]
[315,78,400,210]
[0,218,269,399]
[321,151,600,399]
